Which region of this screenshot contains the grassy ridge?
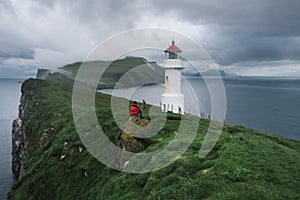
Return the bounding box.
[8,79,300,199]
[51,57,164,89]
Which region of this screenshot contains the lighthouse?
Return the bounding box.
[161,40,184,114]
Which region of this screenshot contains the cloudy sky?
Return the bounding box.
[1,0,300,77]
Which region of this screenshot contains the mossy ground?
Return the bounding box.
[8,79,300,199]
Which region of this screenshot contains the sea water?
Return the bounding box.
[100,77,300,141]
[0,79,22,199]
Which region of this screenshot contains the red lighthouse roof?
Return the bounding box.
[164,40,182,52]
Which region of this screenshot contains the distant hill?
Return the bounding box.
[183,69,238,78]
[37,57,164,89]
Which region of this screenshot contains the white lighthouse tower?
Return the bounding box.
[161,40,184,114]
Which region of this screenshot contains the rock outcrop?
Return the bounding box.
[36,69,50,79]
[117,117,150,152]
[11,118,23,178]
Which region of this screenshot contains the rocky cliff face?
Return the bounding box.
[36,69,50,79]
[11,79,47,179]
[11,118,23,178]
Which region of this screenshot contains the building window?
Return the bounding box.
[166,76,168,81]
[169,52,177,59]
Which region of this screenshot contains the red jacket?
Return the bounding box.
[130,104,140,116]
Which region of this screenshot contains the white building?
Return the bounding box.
[161,40,184,114]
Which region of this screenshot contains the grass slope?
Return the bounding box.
[8,79,300,199]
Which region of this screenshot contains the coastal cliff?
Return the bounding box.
[9,79,300,199]
[12,80,50,179]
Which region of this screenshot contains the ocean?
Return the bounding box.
[0,79,22,199]
[223,77,300,140]
[1,76,300,198]
[101,76,300,141]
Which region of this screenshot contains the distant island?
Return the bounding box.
[36,57,164,89]
[182,69,238,78]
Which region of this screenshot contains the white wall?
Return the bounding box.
[161,57,185,114]
[165,69,182,94]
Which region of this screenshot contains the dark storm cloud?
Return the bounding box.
[1,0,300,77]
[0,39,34,59]
[0,51,34,60]
[36,0,141,28]
[0,0,144,63]
[214,35,300,65]
[149,0,300,35]
[148,0,300,65]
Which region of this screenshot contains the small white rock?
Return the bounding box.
[79,146,83,153]
[60,154,66,160]
[15,141,20,148]
[84,171,88,177]
[123,161,129,168]
[202,169,209,175]
[64,141,68,146]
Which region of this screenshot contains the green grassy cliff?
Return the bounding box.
[9,79,300,199]
[38,57,164,89]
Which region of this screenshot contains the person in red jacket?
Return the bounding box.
[130,101,143,119]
